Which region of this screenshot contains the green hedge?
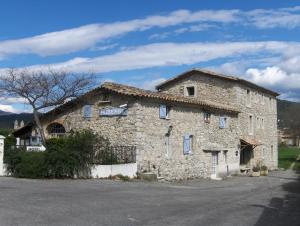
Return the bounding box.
[5,130,111,179]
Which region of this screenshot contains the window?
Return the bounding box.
[83,105,92,118]
[249,115,253,135]
[219,116,227,129]
[223,150,228,164]
[261,94,265,105]
[47,123,66,138]
[256,117,260,129]
[261,118,264,129]
[185,85,196,97]
[159,104,171,119]
[271,145,274,160]
[183,134,193,155]
[246,89,251,106]
[165,135,170,158]
[204,112,211,123]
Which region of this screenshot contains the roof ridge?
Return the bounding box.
[101,81,239,113]
[155,68,279,96]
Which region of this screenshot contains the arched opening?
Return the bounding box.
[47,123,66,138]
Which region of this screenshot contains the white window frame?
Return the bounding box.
[219,116,228,129]
[184,85,197,97]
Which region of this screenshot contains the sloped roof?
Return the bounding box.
[13,81,239,136]
[101,82,239,113]
[156,68,280,97]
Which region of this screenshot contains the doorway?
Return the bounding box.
[211,152,219,179]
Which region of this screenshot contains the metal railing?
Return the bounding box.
[5,144,136,165]
[94,145,136,165]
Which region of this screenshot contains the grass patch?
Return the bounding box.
[278,146,300,170]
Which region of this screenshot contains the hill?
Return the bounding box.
[0,113,33,129]
[277,99,300,129]
[0,110,13,116]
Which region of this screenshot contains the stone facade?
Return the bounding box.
[36,93,239,180]
[13,69,279,180]
[158,70,278,170]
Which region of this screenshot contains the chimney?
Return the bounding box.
[20,120,24,128]
[14,120,19,130]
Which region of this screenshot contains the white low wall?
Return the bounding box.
[91,163,137,178]
[217,163,240,178]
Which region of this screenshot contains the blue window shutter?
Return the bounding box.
[219,117,225,128]
[159,104,167,119]
[183,134,190,154]
[84,105,92,118]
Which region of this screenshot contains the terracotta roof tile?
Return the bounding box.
[101,82,239,113]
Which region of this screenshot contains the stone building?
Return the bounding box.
[13,69,279,180]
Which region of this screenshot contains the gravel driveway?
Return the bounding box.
[0,170,299,226]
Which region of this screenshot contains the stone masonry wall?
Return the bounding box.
[42,94,139,147]
[159,71,278,170]
[40,92,240,180]
[134,98,240,180]
[235,85,278,169]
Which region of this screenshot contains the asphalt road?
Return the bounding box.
[0,170,299,226]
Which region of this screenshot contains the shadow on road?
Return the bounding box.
[254,169,300,226]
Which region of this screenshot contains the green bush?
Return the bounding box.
[6,130,111,179]
[261,165,268,171]
[252,166,260,172]
[14,151,47,178]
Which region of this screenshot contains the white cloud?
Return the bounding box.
[0,9,238,59]
[89,43,118,51]
[2,40,300,102]
[246,7,300,29]
[0,104,26,113]
[139,78,167,90]
[0,97,27,105]
[0,7,299,59]
[246,66,300,89]
[8,41,299,74]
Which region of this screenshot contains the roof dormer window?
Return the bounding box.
[185,85,196,97]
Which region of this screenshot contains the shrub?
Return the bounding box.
[261,165,268,171]
[14,151,47,178]
[6,130,111,179]
[45,130,109,178]
[114,174,130,181]
[252,166,260,172]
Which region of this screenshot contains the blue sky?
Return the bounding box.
[1,0,300,113]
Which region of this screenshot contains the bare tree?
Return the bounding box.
[0,68,95,144]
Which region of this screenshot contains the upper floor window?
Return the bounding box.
[261,94,265,105]
[183,134,193,155]
[249,115,254,135]
[219,116,228,129]
[255,92,259,103]
[204,112,211,123]
[184,85,196,97]
[256,117,260,129]
[83,105,92,119]
[159,104,171,119]
[246,89,251,106]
